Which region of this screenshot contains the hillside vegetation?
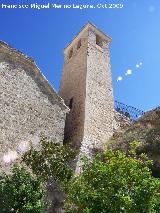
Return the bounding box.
[107,107,160,177]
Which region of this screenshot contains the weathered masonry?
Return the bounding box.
[0,23,134,172]
[0,41,69,163]
[59,23,115,157]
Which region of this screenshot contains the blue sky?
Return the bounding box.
[0,0,160,111]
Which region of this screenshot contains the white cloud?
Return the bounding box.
[117,76,123,82]
[125,69,132,76]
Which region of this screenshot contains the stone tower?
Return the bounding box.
[59,22,114,156]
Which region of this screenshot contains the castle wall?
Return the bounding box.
[59,32,88,148]
[83,30,114,151]
[59,23,115,162]
[0,43,68,164]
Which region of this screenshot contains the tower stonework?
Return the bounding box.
[59,23,115,157]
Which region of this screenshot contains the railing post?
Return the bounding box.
[114,100,145,121]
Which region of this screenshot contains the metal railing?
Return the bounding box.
[114,100,145,121]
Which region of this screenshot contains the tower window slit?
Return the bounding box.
[96,35,102,47]
[69,48,73,59]
[77,39,81,49]
[69,98,73,109]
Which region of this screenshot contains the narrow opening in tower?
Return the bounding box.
[77,39,81,50]
[69,98,73,109]
[69,48,73,59]
[96,35,103,47]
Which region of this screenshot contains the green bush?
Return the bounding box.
[22,137,76,185]
[145,127,160,155]
[65,145,160,213]
[0,166,46,213]
[0,137,76,212]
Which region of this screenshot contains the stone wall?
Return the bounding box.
[59,23,115,168]
[83,29,114,152]
[59,30,88,148]
[113,111,132,132]
[0,41,69,167]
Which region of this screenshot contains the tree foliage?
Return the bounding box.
[22,137,76,184]
[2,136,160,212]
[65,142,160,213]
[0,137,76,212]
[0,166,46,213]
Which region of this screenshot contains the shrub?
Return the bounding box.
[0,166,46,213]
[65,145,160,213]
[22,137,76,185]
